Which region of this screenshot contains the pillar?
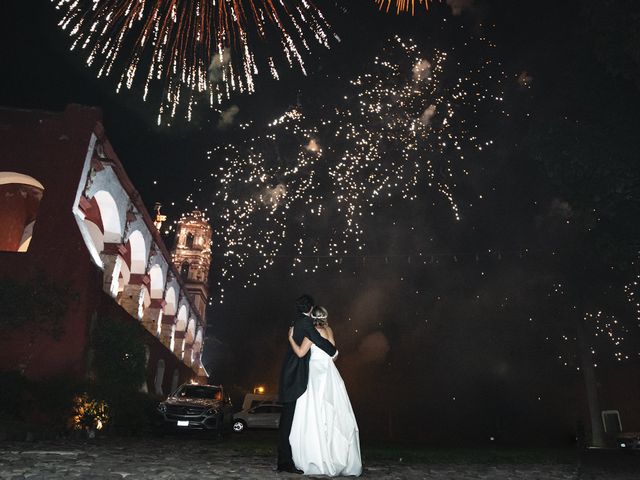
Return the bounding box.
[159,314,175,349]
[142,298,165,335]
[173,331,186,358]
[119,283,147,320]
[183,344,194,366]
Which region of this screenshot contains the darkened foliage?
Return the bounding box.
[0,371,29,420]
[0,274,75,339]
[89,316,157,434]
[1,315,157,436]
[91,316,147,393]
[0,370,81,438]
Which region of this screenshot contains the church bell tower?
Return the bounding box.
[171,210,212,321]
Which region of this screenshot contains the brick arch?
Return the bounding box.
[164,286,177,316]
[192,328,204,364]
[115,256,131,297]
[93,190,121,243]
[124,230,147,275]
[173,305,189,357]
[175,305,188,332]
[148,264,165,299]
[78,190,123,265]
[186,318,196,344]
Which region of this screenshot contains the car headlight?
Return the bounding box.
[158,403,167,413]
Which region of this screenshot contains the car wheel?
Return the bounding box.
[233,419,246,433]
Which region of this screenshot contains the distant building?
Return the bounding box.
[0,104,211,393]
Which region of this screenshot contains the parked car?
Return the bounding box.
[233,402,282,433]
[157,383,233,434]
[617,432,640,449]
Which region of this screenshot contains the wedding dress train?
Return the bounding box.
[289,344,362,476]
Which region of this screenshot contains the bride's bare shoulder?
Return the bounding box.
[315,325,328,338]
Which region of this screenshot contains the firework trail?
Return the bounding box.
[375,0,431,15]
[186,34,505,299]
[51,0,336,124]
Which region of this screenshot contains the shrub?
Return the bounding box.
[92,316,147,393]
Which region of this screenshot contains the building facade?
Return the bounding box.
[0,104,210,394]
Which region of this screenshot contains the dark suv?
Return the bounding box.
[157,384,233,434]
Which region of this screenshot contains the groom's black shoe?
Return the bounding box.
[277,463,303,474]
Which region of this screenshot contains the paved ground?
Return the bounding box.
[0,434,638,479]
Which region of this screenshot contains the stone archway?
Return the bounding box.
[184,318,197,366]
[76,189,125,296]
[141,264,165,334]
[191,328,204,369]
[118,230,148,319]
[173,305,188,358]
[159,286,178,347]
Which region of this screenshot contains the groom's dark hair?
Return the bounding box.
[295,294,314,314]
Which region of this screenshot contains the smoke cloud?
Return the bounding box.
[357,331,390,364]
[305,138,321,153]
[419,105,437,126]
[208,48,231,83]
[517,71,533,88]
[446,0,475,16]
[259,183,287,208]
[217,105,240,129]
[412,59,432,81]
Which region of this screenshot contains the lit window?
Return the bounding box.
[0,172,44,252]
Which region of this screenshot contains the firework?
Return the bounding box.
[625,272,640,324]
[186,34,505,297]
[375,0,430,15]
[51,0,336,124]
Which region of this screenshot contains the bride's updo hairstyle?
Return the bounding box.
[311,306,329,327]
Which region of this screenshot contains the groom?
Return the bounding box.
[277,294,337,473]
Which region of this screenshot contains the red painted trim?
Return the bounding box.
[150,298,166,308]
[79,195,104,233]
[129,273,150,285]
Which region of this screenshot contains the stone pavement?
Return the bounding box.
[0,436,638,479]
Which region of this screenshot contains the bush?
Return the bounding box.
[88,316,156,435]
[0,371,81,438]
[0,371,29,420]
[92,317,147,393]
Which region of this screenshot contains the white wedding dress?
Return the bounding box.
[289,344,362,477]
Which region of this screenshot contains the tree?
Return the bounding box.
[525,3,640,445]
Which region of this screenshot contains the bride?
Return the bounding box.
[287,306,362,477]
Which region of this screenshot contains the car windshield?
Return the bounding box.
[174,385,223,400]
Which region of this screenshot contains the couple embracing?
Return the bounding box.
[277,294,362,476]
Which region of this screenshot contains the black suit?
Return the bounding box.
[277,313,337,469]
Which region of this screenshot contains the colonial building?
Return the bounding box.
[0,104,211,394]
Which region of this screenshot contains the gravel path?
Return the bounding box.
[0,437,637,479]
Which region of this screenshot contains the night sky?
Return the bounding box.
[2,1,640,443]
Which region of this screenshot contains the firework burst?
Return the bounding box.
[186,34,505,297]
[375,0,431,15]
[51,0,336,124]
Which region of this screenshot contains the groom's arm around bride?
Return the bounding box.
[277,294,337,473]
